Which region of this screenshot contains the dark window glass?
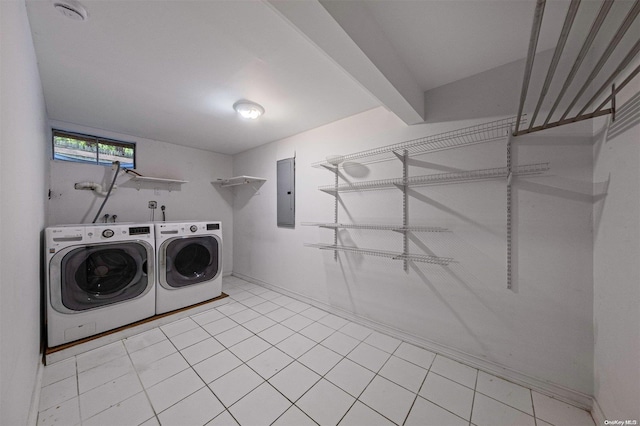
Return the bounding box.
[53,130,135,168]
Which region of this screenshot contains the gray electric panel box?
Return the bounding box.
[277,157,295,227]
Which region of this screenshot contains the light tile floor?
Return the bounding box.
[38,276,596,426]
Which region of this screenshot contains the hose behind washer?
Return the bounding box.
[92,161,120,224]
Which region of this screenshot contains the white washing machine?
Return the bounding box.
[155,221,222,314]
[45,223,156,347]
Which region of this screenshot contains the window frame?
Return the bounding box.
[52,129,136,169]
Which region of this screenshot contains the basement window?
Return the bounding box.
[52,130,135,168]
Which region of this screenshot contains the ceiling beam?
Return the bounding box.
[266,0,425,125]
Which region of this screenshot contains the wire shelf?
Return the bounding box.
[312,117,524,169]
[304,243,454,266]
[302,223,449,232]
[318,162,549,193]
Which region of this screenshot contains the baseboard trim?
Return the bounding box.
[27,356,44,426]
[232,271,594,411]
[591,398,606,426]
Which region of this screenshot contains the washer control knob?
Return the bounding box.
[190,225,198,233]
[102,229,114,238]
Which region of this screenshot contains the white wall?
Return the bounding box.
[0,1,50,424]
[47,121,235,274]
[233,104,595,399]
[592,65,640,420]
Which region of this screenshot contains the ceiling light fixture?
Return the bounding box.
[53,0,88,21]
[233,100,265,120]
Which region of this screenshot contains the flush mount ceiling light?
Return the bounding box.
[53,0,88,21]
[233,100,265,120]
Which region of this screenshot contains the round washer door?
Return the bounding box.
[58,243,150,311]
[164,236,220,288]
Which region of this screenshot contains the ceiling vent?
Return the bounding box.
[53,0,87,21]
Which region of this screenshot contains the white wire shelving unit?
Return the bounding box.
[305,116,551,288]
[304,243,454,266]
[312,116,523,169]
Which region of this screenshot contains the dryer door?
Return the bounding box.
[51,242,152,312]
[162,236,220,288]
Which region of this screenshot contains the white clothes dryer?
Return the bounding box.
[45,223,156,347]
[155,221,222,314]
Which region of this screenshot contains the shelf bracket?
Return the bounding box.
[506,130,514,290]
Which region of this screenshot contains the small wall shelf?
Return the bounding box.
[129,175,188,191]
[214,176,266,188]
[304,243,454,266]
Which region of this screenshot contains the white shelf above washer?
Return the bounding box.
[130,176,188,185]
[214,176,267,188]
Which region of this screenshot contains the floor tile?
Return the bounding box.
[180,337,225,366]
[325,358,375,398]
[299,322,335,343]
[191,308,225,326]
[471,392,536,426]
[78,355,135,394]
[123,328,167,354]
[339,322,373,341]
[229,382,292,426]
[318,314,350,330]
[347,342,390,372]
[39,376,78,412]
[229,307,261,324]
[239,295,267,308]
[258,289,282,301]
[258,323,295,345]
[299,306,329,321]
[298,344,343,375]
[419,372,474,420]
[209,364,264,407]
[393,342,436,369]
[247,347,294,379]
[161,317,199,338]
[243,315,277,334]
[202,317,238,336]
[269,361,321,402]
[297,379,355,426]
[79,371,142,420]
[37,396,80,426]
[340,400,395,426]
[532,391,595,426]
[476,371,533,415]
[321,332,360,356]
[137,352,189,389]
[265,307,296,322]
[230,290,254,301]
[430,355,477,389]
[129,339,177,370]
[215,325,253,347]
[41,357,76,387]
[405,396,467,426]
[229,335,271,362]
[359,375,415,424]
[280,314,314,332]
[193,350,243,384]
[216,302,247,316]
[83,392,154,426]
[378,355,427,392]
[271,295,296,306]
[272,405,317,426]
[146,368,204,414]
[364,331,402,354]
[158,387,224,426]
[169,326,210,350]
[276,333,317,359]
[252,301,280,315]
[76,341,127,373]
[285,300,312,313]
[207,410,239,426]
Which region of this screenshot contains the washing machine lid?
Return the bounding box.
[163,235,220,288]
[54,242,151,312]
